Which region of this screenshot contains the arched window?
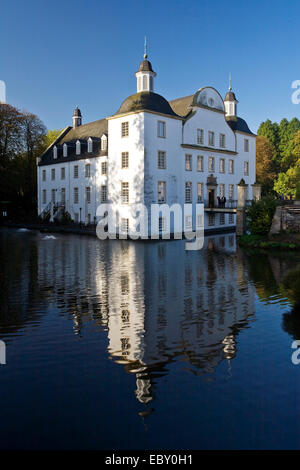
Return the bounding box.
[76,140,81,155]
[53,146,57,159]
[149,75,153,91]
[101,135,107,152]
[63,143,67,157]
[138,76,141,92]
[87,137,93,153]
[143,75,147,91]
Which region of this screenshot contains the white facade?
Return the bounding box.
[37,57,256,235]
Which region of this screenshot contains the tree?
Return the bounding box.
[273,163,300,197]
[278,117,300,171]
[256,136,276,194]
[257,119,280,166]
[39,129,62,154]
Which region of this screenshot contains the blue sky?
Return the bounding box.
[1,0,300,133]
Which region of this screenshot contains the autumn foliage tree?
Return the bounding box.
[256,136,276,194]
[0,103,59,219]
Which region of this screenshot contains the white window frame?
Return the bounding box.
[185,154,192,171]
[219,158,225,174]
[121,152,129,169]
[121,122,129,138]
[208,131,215,146]
[121,182,129,203]
[157,121,166,138]
[158,181,166,204]
[158,150,166,169]
[197,128,204,145]
[197,155,204,172]
[74,187,79,204]
[208,156,215,172]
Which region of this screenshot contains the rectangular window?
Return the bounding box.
[157,121,166,138]
[219,158,225,173]
[219,213,225,225]
[158,181,166,203]
[85,164,91,177]
[121,121,129,137]
[185,154,192,171]
[42,189,46,204]
[185,215,192,230]
[197,182,204,202]
[197,155,204,172]
[74,165,78,179]
[185,181,192,203]
[229,159,234,174]
[208,131,215,146]
[61,188,65,204]
[219,133,226,148]
[121,182,129,203]
[101,185,107,203]
[219,184,225,198]
[121,152,129,169]
[51,168,55,181]
[244,139,249,152]
[74,187,79,204]
[197,128,204,145]
[101,162,107,175]
[51,189,55,203]
[121,218,129,233]
[85,187,91,204]
[244,161,249,176]
[208,156,215,172]
[229,184,234,200]
[229,213,234,224]
[208,213,215,226]
[159,216,166,232]
[61,167,65,180]
[42,169,46,181]
[158,151,166,169]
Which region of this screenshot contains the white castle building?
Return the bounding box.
[37,49,257,235]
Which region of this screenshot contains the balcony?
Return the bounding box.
[204,199,237,213]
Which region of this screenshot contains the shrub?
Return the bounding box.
[246,196,278,235]
[296,182,300,200]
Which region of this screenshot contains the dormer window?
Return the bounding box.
[63,143,67,157]
[53,146,57,159]
[101,134,108,151]
[76,140,81,155]
[88,137,93,153]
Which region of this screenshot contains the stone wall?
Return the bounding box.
[269,202,300,234]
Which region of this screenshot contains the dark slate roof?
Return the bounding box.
[224,91,237,102]
[168,95,194,117]
[226,116,254,135]
[137,59,154,73]
[39,118,108,166]
[73,106,82,117]
[114,91,180,117]
[59,118,108,143]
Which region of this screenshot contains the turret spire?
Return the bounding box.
[144,36,147,59]
[229,73,232,91]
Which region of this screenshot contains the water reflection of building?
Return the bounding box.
[36,232,255,406]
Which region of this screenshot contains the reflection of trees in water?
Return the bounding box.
[281,265,300,340]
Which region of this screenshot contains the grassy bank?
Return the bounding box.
[238,233,300,250]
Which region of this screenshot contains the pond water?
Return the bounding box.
[0,228,299,450]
